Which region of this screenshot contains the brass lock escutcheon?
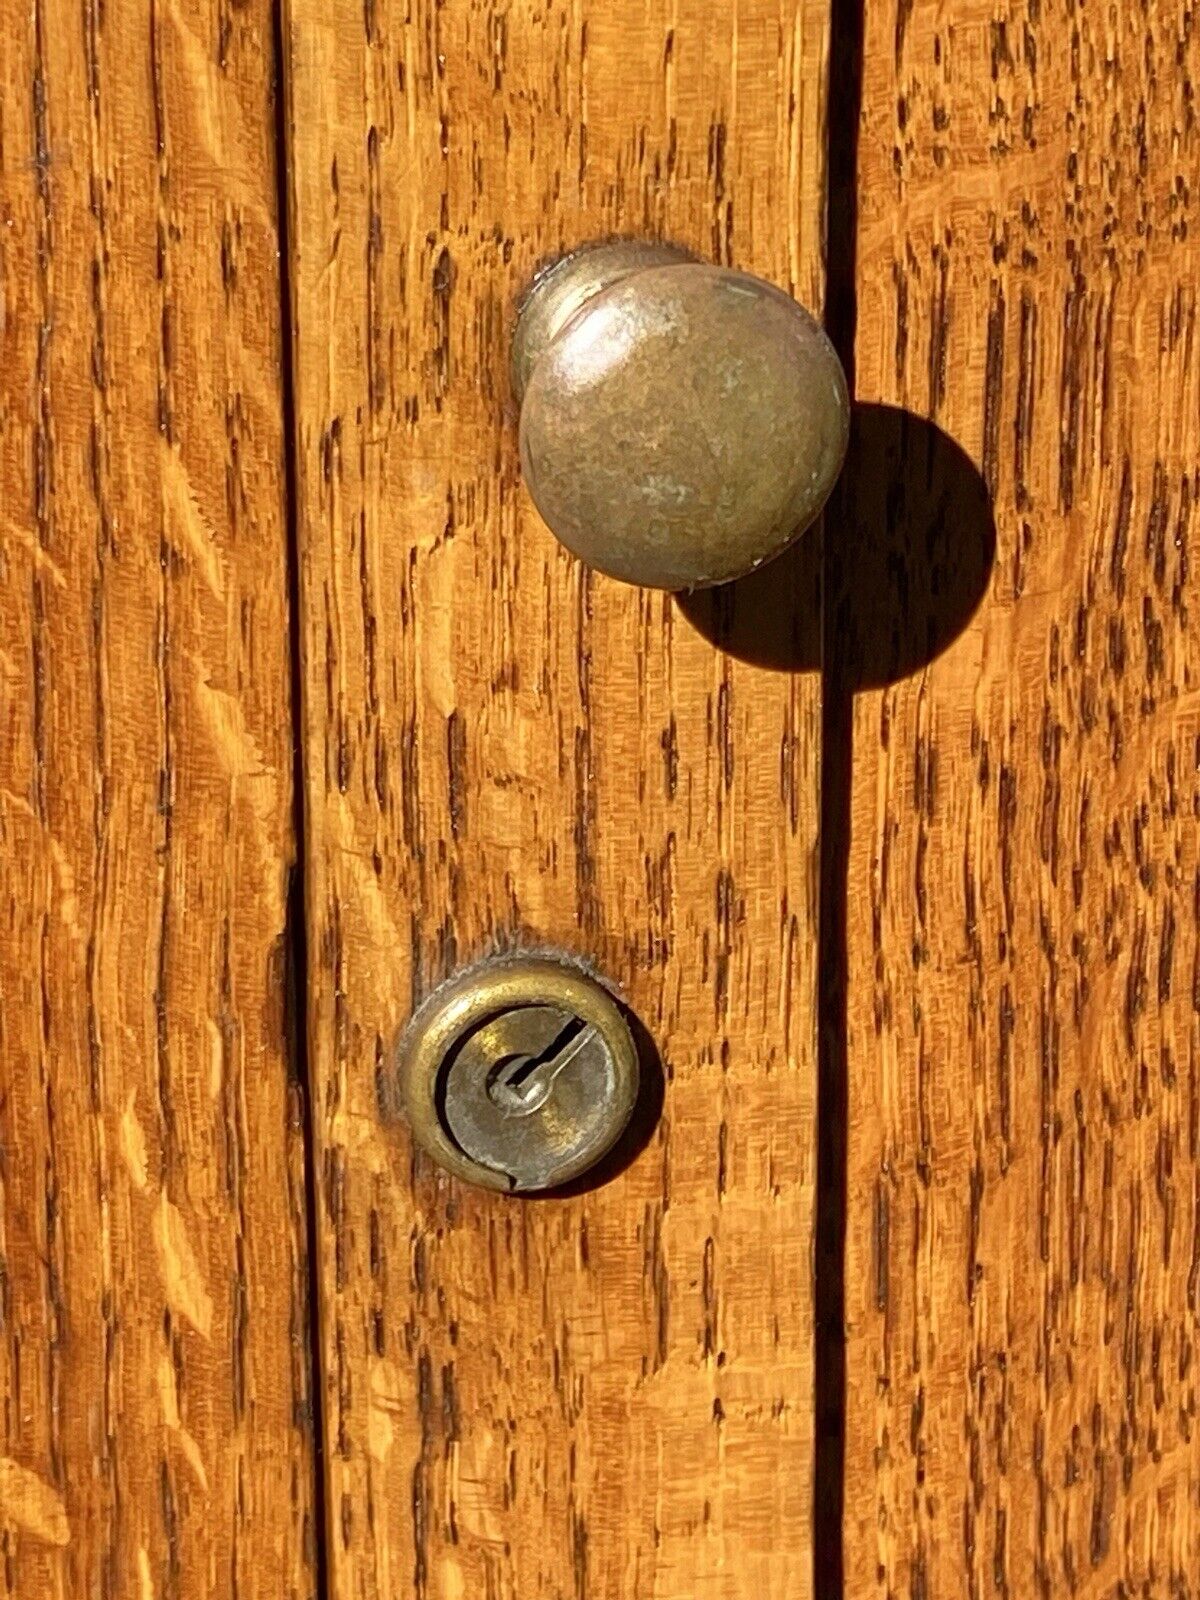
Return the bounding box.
[398,955,640,1193]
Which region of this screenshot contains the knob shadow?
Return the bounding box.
[676,402,997,685]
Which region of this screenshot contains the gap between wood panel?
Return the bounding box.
[271,3,332,1598]
[814,0,866,1587]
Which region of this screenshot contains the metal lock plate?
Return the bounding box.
[397,956,640,1193]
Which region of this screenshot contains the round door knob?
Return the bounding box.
[512,241,850,591]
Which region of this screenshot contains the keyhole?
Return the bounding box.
[487,1017,597,1115]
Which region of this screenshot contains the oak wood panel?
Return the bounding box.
[284,1,829,1595]
[0,2,315,1595]
[841,0,1200,1593]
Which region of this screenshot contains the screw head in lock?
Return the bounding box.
[396,955,640,1193]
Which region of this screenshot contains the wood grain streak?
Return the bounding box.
[844,0,1200,1592]
[284,1,830,1595]
[0,1,315,1594]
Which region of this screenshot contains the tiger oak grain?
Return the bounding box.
[840,0,1200,1593]
[283,1,831,1594]
[0,2,315,1593]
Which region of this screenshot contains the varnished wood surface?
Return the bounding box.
[14,0,1196,1589]
[841,0,1200,1593]
[283,1,830,1595]
[0,2,315,1595]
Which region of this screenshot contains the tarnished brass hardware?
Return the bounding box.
[513,240,850,591]
[397,955,640,1193]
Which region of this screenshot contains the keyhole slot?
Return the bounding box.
[487,1016,594,1115]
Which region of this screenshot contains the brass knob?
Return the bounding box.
[512,241,850,591]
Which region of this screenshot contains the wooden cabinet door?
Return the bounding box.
[283,0,1200,1594]
[282,2,829,1596]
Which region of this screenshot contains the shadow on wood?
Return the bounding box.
[676,401,997,687]
[678,398,996,1600]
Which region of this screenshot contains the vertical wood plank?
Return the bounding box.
[842,0,1200,1593]
[283,1,830,1595]
[0,1,315,1594]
